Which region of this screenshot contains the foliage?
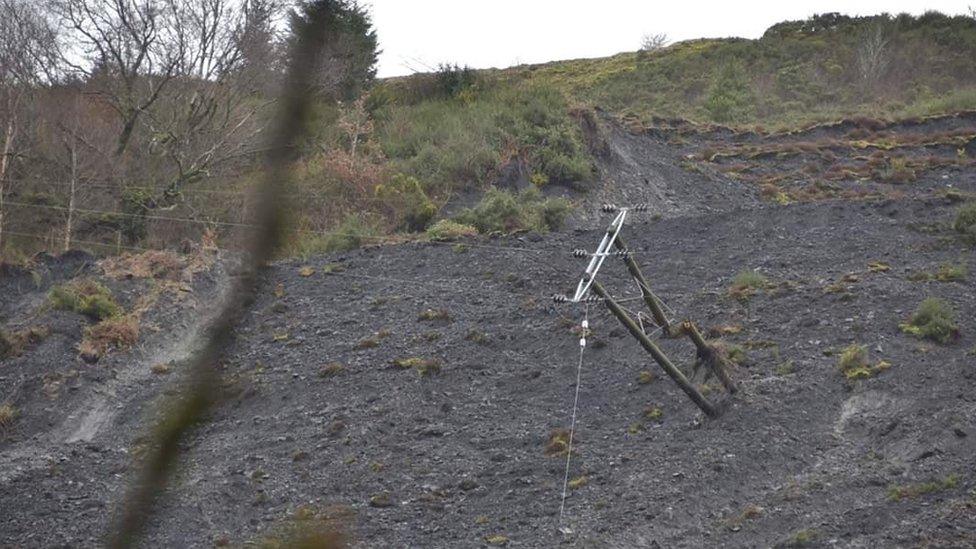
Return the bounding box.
[425,219,478,241]
[79,315,139,361]
[48,280,121,321]
[287,0,379,101]
[375,82,594,194]
[899,297,960,343]
[728,269,768,301]
[281,214,382,259]
[502,12,976,129]
[704,63,755,124]
[887,474,959,501]
[954,202,976,244]
[837,343,891,380]
[454,187,570,234]
[374,173,436,231]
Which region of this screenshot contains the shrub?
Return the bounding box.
[888,474,959,501]
[935,263,967,281]
[837,344,891,380]
[900,298,960,343]
[391,357,442,376]
[79,315,140,363]
[454,187,571,234]
[374,173,436,231]
[954,203,976,244]
[0,326,49,360]
[728,269,768,301]
[704,63,755,124]
[288,215,382,258]
[426,219,478,241]
[48,280,122,321]
[0,403,15,431]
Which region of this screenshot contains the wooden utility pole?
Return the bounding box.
[613,236,672,333]
[591,281,718,418]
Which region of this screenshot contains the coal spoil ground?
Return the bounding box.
[2,126,976,548]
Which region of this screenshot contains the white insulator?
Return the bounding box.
[579,337,586,347]
[581,319,589,329]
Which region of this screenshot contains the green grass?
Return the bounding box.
[955,203,976,245]
[837,343,891,380]
[48,280,121,321]
[900,297,960,343]
[728,269,768,300]
[374,80,595,195]
[500,12,976,129]
[454,187,570,234]
[888,474,960,501]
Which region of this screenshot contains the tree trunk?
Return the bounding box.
[64,136,78,252]
[0,112,16,252]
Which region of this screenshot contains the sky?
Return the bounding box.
[365,1,975,77]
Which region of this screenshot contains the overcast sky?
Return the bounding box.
[365,1,974,77]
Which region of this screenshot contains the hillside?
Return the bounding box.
[3,108,976,546]
[501,12,976,129]
[2,9,976,548]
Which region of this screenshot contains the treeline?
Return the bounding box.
[0,0,381,259]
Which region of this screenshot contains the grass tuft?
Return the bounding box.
[888,474,959,501]
[728,269,768,301]
[425,219,478,241]
[837,343,891,380]
[900,297,960,343]
[48,280,122,321]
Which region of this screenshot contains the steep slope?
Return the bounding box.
[2,110,976,547]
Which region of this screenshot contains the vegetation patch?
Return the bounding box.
[418,308,452,322]
[48,280,122,321]
[728,269,769,301]
[954,203,976,245]
[837,344,891,380]
[454,187,570,234]
[319,362,345,377]
[909,263,968,282]
[779,528,819,547]
[79,315,140,363]
[0,402,16,432]
[899,298,960,343]
[888,474,959,501]
[391,357,442,376]
[426,219,478,241]
[0,325,49,360]
[544,429,573,457]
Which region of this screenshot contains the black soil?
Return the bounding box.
[2,119,975,548]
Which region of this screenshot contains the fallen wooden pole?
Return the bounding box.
[612,236,673,335]
[681,320,738,394]
[590,281,718,418]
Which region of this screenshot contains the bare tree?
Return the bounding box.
[640,32,669,52]
[0,0,59,252]
[49,0,279,209]
[48,0,182,156]
[857,22,891,87]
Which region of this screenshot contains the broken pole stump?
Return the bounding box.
[590,281,719,418]
[612,236,673,335]
[681,320,738,394]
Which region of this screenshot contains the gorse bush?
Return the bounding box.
[376,82,594,194]
[954,202,976,244]
[374,173,436,231]
[425,219,478,241]
[900,297,960,343]
[454,187,570,234]
[704,63,755,124]
[48,280,122,321]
